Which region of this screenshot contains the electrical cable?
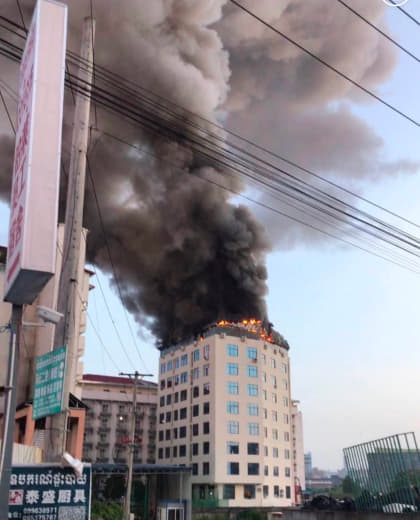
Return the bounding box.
[0,86,15,135]
[228,0,420,128]
[336,0,420,64]
[388,0,420,25]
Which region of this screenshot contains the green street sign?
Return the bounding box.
[33,346,67,420]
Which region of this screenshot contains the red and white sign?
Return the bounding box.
[4,0,67,304]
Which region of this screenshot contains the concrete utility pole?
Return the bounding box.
[0,305,22,516]
[120,371,152,520]
[49,16,95,461]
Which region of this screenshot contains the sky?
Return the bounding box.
[1,0,420,471]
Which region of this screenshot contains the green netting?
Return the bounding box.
[343,432,420,513]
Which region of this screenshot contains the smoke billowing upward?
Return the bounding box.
[0,0,417,346]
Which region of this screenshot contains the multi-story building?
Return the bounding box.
[156,320,298,508]
[291,400,306,499]
[304,452,312,479]
[80,374,158,465]
[0,225,92,460]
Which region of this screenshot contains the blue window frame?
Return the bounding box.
[247,384,258,396]
[160,362,166,374]
[247,365,258,378]
[227,382,239,395]
[193,349,200,362]
[227,401,239,414]
[181,354,188,366]
[226,344,238,357]
[227,363,238,376]
[167,360,173,371]
[247,347,257,359]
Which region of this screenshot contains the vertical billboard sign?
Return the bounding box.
[4,0,67,304]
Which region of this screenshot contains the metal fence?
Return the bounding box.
[343,432,420,513]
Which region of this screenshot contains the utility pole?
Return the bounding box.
[48,16,95,461]
[120,371,152,520]
[0,305,22,516]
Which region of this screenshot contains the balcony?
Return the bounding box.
[96,457,109,463]
[114,458,127,464]
[98,426,110,433]
[192,497,220,509]
[97,441,109,447]
[99,411,111,418]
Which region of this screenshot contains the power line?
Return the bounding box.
[15,0,26,32]
[86,155,150,372]
[0,87,15,135]
[228,0,420,128]
[336,0,420,64]
[388,0,420,25]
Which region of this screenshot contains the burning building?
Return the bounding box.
[156,319,298,509]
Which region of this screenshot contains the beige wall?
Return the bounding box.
[157,329,295,508]
[291,400,306,495]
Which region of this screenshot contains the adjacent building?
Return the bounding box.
[80,374,158,465]
[156,319,301,508]
[304,452,313,479]
[291,400,306,498]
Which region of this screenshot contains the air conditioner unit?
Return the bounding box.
[240,336,246,342]
[219,333,225,338]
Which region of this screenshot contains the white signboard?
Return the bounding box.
[4,0,67,304]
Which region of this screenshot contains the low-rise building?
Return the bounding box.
[80,374,158,465]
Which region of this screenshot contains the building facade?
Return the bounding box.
[156,320,299,508]
[304,452,312,479]
[80,374,158,465]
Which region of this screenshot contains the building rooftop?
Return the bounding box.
[82,374,157,387]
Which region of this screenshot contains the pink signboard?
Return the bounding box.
[4,0,67,304]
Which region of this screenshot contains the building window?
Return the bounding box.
[159,396,164,407]
[285,467,291,477]
[165,430,171,441]
[203,441,210,454]
[227,462,239,475]
[227,401,239,414]
[166,394,172,406]
[264,465,269,476]
[227,382,239,395]
[283,396,289,407]
[173,446,178,457]
[203,462,210,475]
[272,393,277,404]
[203,364,209,377]
[248,463,259,475]
[262,371,267,383]
[193,386,199,398]
[193,367,199,380]
[167,377,172,388]
[247,384,258,397]
[283,413,289,424]
[175,357,180,369]
[203,422,210,434]
[264,446,268,456]
[160,362,166,374]
[272,410,278,422]
[272,429,278,440]
[192,404,199,417]
[261,353,266,364]
[167,360,173,371]
[227,441,239,454]
[247,403,258,416]
[244,485,255,499]
[192,463,198,476]
[284,431,290,442]
[192,443,199,455]
[270,358,276,369]
[273,466,279,477]
[158,431,164,442]
[179,445,186,457]
[284,449,290,459]
[174,392,179,404]
[158,448,163,459]
[273,447,279,458]
[247,365,258,378]
[226,363,238,376]
[179,426,187,438]
[193,349,200,362]
[282,379,288,390]
[174,373,180,385]
[247,442,259,455]
[262,389,267,400]
[263,485,269,498]
[180,408,187,419]
[227,344,238,357]
[174,410,178,421]
[203,383,210,395]
[180,390,187,401]
[281,362,287,374]
[271,375,277,387]
[203,402,210,414]
[181,354,188,366]
[223,484,235,500]
[180,372,188,384]
[204,344,210,360]
[263,408,268,419]
[286,486,291,499]
[227,421,239,434]
[173,428,178,439]
[247,347,257,360]
[160,380,165,390]
[264,427,268,438]
[248,423,259,436]
[274,485,280,498]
